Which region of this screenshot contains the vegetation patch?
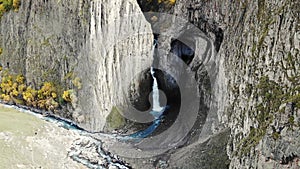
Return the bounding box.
[62,90,75,103]
[0,0,20,18]
[137,0,176,12]
[106,106,125,130]
[236,127,266,156]
[236,74,299,156]
[0,66,79,112]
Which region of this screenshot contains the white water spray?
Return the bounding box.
[150,67,164,113]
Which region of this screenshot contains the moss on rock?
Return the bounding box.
[106,106,125,130]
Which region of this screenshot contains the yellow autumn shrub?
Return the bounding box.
[0,4,5,17]
[0,67,78,111]
[158,0,176,5]
[16,74,24,84]
[0,74,13,94]
[38,82,57,100]
[1,94,10,102]
[0,0,20,15]
[72,77,82,89]
[62,90,73,102]
[37,99,46,109]
[12,0,20,11]
[51,92,57,99]
[18,84,26,93]
[22,87,37,105]
[45,98,59,110]
[11,88,18,96]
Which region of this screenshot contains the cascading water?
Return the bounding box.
[150,67,164,114]
[149,39,165,118]
[121,68,169,139]
[119,40,169,140]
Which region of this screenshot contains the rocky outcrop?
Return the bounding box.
[0,0,153,132]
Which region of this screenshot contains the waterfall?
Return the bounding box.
[150,67,164,113]
[118,40,169,140]
[150,39,164,118]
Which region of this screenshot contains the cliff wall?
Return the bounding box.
[0,0,299,168]
[171,0,300,168]
[0,0,153,131]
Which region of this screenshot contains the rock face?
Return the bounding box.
[1,0,300,168]
[76,0,153,131]
[0,0,89,86]
[0,0,153,132]
[169,0,300,168]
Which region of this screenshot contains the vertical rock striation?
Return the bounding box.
[0,0,153,132]
[77,0,153,131]
[1,0,299,168]
[170,0,300,168]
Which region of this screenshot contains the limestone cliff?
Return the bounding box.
[0,0,153,132]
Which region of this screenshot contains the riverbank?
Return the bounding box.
[0,104,86,168]
[0,104,132,169]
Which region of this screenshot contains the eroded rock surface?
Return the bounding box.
[0,0,299,168]
[170,0,300,168]
[0,0,153,132]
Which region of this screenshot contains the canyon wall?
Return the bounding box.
[171,0,300,168]
[0,0,153,132]
[0,0,299,168]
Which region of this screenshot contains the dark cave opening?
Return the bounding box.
[125,68,181,137]
[170,39,195,65]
